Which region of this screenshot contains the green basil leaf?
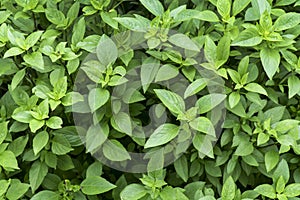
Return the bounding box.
[81,176,116,195]
[145,124,180,148]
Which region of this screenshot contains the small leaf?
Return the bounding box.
[88,88,110,112]
[96,35,118,66]
[6,180,30,200]
[29,161,48,193]
[81,176,116,195]
[0,179,10,196]
[274,119,299,133]
[86,124,108,153]
[228,91,240,108]
[254,184,276,198]
[4,47,24,58]
[46,116,63,129]
[232,0,251,16]
[273,159,290,184]
[86,161,103,177]
[155,64,179,82]
[72,17,86,45]
[45,8,65,25]
[235,142,254,156]
[189,117,215,136]
[265,150,279,172]
[0,121,8,145]
[140,0,164,16]
[67,2,80,24]
[174,155,189,182]
[184,78,207,98]
[274,12,300,31]
[25,31,43,49]
[0,10,11,24]
[284,183,300,197]
[112,112,132,135]
[23,52,44,70]
[154,89,185,115]
[196,93,226,114]
[260,47,280,80]
[11,69,26,91]
[216,34,231,67]
[288,75,300,98]
[169,33,200,51]
[141,57,160,92]
[174,9,219,22]
[101,11,118,29]
[276,176,286,194]
[250,0,271,17]
[0,151,19,169]
[33,131,49,155]
[232,28,262,47]
[31,191,60,200]
[114,16,150,32]
[120,184,147,200]
[103,139,131,161]
[29,119,44,133]
[145,124,180,148]
[244,83,268,96]
[221,176,236,200]
[12,111,33,123]
[217,0,231,19]
[51,135,73,155]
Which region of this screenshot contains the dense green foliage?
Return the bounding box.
[1,0,300,199]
